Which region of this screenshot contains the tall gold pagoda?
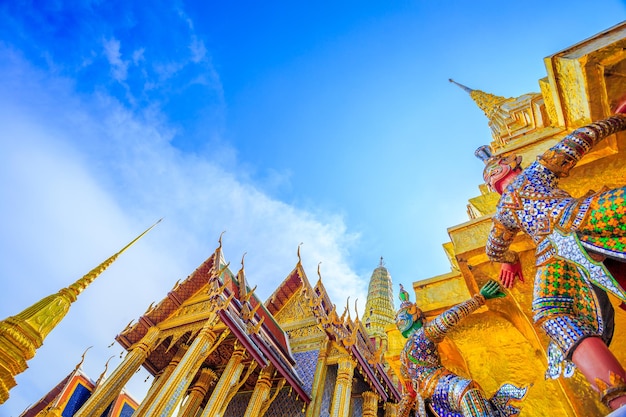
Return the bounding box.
[386,22,626,417]
[362,258,396,352]
[0,221,159,405]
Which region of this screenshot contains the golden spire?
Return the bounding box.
[362,258,395,350]
[448,79,509,121]
[0,219,161,404]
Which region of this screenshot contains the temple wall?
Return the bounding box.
[292,349,319,396]
[320,364,338,417]
[265,389,306,417]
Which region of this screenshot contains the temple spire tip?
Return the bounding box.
[449,78,474,94]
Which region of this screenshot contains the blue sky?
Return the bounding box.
[1,1,625,414]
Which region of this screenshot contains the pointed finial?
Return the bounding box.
[449,79,508,121]
[95,355,115,387]
[449,78,474,94]
[67,219,162,298]
[237,252,247,301]
[297,243,303,264]
[317,262,322,281]
[379,257,385,267]
[74,346,92,371]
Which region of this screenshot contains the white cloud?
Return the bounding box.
[0,45,367,415]
[103,37,129,82]
[132,48,145,65]
[189,37,207,63]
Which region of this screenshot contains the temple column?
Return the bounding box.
[305,338,329,417]
[137,320,223,417]
[243,365,274,417]
[362,391,378,417]
[329,355,356,417]
[178,367,218,417]
[74,326,160,417]
[384,402,398,417]
[133,344,188,417]
[199,346,246,417]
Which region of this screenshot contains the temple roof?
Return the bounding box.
[19,372,73,417]
[115,243,310,404]
[265,261,309,316]
[116,252,216,351]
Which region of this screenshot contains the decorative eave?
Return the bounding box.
[302,274,400,402]
[349,344,401,402]
[218,270,310,404]
[115,253,216,349]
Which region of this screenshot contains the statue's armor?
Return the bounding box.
[399,295,527,417]
[485,115,626,374]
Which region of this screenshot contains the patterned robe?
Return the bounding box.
[485,114,626,374]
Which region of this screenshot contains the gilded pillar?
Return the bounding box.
[305,338,329,417]
[384,402,398,417]
[199,346,246,417]
[243,366,273,417]
[135,322,223,417]
[362,391,379,417]
[178,367,218,417]
[133,344,188,417]
[74,326,160,417]
[329,355,356,417]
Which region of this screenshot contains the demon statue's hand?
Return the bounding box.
[499,261,524,289]
[480,279,506,300]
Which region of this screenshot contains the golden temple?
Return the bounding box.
[2,20,626,417]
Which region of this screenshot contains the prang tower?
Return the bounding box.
[362,258,395,352]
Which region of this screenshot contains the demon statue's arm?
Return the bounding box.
[425,280,504,343]
[485,216,520,265]
[538,114,626,178]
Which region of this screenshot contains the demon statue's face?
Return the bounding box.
[483,154,522,194]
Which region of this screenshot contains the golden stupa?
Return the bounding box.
[385,22,626,417]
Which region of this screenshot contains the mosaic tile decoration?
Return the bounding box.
[264,387,306,417]
[350,396,363,417]
[223,391,252,417]
[293,349,319,396]
[320,364,338,417]
[118,403,136,417]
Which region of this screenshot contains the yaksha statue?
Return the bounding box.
[478,112,626,411]
[396,281,527,417]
